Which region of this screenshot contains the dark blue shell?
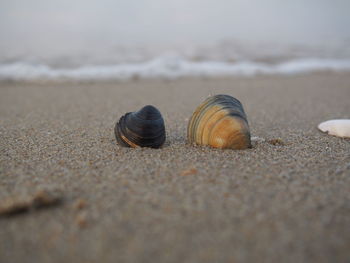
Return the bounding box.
[115,105,166,148]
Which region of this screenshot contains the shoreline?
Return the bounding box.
[1,70,350,84]
[1,57,350,82]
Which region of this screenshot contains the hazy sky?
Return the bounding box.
[1,0,350,56]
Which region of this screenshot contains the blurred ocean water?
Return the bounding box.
[2,0,350,81]
[1,40,350,81]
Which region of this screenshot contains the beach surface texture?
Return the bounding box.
[1,73,350,263]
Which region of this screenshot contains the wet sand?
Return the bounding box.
[0,73,350,263]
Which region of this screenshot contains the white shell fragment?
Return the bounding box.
[251,136,266,143]
[318,119,350,138]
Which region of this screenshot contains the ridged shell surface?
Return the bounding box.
[187,95,251,149]
[115,105,166,148]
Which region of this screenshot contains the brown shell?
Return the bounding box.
[187,94,251,149]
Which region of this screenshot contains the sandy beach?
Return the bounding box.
[0,73,349,263]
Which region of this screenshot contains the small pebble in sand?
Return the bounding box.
[268,138,285,146]
[0,199,31,216]
[32,190,62,209]
[318,119,350,138]
[0,190,63,217]
[181,168,198,176]
[75,212,88,228]
[73,199,87,210]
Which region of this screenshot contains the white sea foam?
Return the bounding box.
[1,56,350,81]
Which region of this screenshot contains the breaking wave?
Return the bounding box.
[1,56,350,81]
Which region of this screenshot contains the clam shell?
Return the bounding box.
[318,119,350,138]
[115,105,166,148]
[187,95,251,149]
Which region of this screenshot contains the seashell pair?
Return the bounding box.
[114,94,251,149]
